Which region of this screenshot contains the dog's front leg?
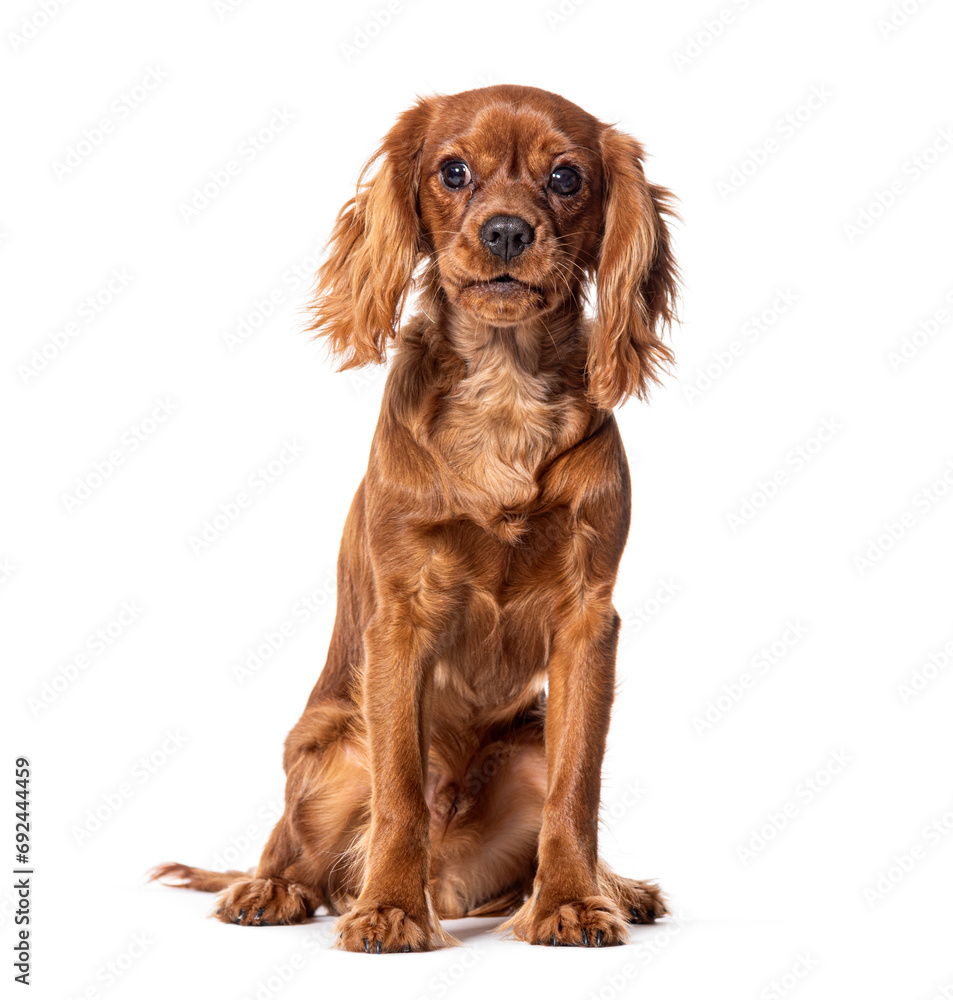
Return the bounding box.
[335,555,459,954]
[503,601,630,947]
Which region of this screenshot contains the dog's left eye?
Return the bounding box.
[441,161,472,189]
[549,166,581,195]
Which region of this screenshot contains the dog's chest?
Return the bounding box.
[434,358,576,520]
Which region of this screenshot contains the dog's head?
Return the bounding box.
[310,85,678,409]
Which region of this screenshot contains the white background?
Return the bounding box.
[3,0,952,997]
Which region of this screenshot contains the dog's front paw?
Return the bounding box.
[500,894,629,947]
[214,876,312,926]
[335,900,457,953]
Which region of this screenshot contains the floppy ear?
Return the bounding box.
[308,97,432,368]
[587,127,679,409]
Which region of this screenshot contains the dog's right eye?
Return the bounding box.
[549,166,581,195]
[441,161,472,189]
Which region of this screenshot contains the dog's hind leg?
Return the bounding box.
[153,701,370,927]
[210,701,370,926]
[209,815,321,926]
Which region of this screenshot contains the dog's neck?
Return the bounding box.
[438,296,583,381]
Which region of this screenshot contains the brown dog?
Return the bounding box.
[152,84,677,952]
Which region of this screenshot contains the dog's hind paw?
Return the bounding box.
[213,876,313,926]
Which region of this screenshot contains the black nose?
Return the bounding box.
[479,215,535,263]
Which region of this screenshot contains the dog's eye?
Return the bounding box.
[441,161,472,189]
[549,166,581,195]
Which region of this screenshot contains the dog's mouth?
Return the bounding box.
[450,271,550,321]
[464,274,545,296]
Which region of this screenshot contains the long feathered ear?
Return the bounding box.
[587,127,680,409]
[308,98,432,368]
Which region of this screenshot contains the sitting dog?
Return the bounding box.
[153,84,678,952]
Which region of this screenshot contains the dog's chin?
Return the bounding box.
[451,276,549,325]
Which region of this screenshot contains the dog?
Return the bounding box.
[152,84,678,952]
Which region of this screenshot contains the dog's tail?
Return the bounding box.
[148,862,252,893]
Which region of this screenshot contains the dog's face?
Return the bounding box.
[417,90,605,326]
[310,85,678,409]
